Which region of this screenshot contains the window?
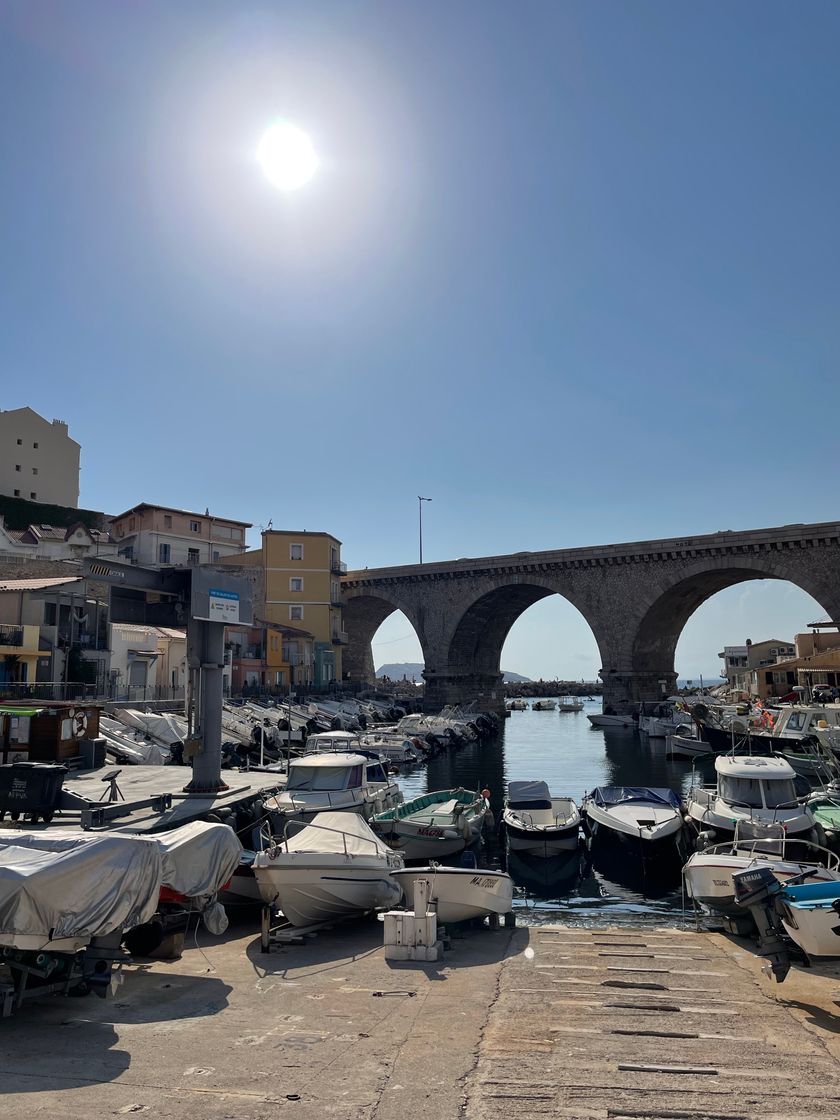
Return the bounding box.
[33,442,38,449]
[290,605,303,621]
[159,542,171,564]
[232,527,243,541]
[30,492,36,500]
[188,548,200,565]
[212,550,220,562]
[16,438,21,445]
[163,514,172,528]
[190,520,201,533]
[32,468,38,475]
[290,577,304,592]
[287,764,361,792]
[44,603,57,625]
[13,489,19,497]
[290,543,303,560]
[15,464,20,472]
[719,776,764,808]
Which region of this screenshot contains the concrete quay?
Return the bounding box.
[4,917,840,1119]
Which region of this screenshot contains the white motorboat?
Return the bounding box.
[506,699,528,711]
[582,786,685,852]
[357,732,425,765]
[251,811,404,927]
[683,827,840,918]
[557,696,584,713]
[777,881,840,959]
[370,789,488,860]
[392,865,514,924]
[502,781,581,857]
[531,699,556,711]
[587,712,638,730]
[685,755,818,842]
[266,752,403,823]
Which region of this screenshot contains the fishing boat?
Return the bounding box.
[683,825,840,918]
[665,732,712,760]
[392,864,514,924]
[685,755,819,843]
[777,880,840,959]
[557,696,584,713]
[251,811,404,927]
[502,781,581,857]
[506,699,528,712]
[581,786,685,853]
[808,785,840,849]
[266,752,402,823]
[587,712,638,730]
[370,789,488,860]
[531,699,556,711]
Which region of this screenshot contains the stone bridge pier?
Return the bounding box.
[342,522,840,715]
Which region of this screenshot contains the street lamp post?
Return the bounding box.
[418,496,432,563]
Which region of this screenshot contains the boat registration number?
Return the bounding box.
[417,826,442,837]
[470,876,498,888]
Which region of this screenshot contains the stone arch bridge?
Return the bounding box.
[341,521,840,714]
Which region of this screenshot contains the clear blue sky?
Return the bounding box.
[2,2,838,680]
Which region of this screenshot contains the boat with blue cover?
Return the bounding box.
[582,786,685,854]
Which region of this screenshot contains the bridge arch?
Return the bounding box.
[341,589,427,684]
[426,579,608,712]
[624,554,840,707]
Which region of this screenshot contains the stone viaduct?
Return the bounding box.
[341,520,840,714]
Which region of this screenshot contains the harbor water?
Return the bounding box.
[396,698,718,925]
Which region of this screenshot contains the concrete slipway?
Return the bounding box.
[5,918,840,1119]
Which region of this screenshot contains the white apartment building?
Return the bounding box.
[0,408,81,507]
[112,503,251,567]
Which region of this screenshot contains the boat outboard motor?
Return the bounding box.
[732,866,790,983]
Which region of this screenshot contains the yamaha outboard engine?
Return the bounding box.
[732,865,790,983]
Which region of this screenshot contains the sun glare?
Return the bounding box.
[257,121,318,191]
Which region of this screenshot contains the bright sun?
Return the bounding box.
[257,121,318,191]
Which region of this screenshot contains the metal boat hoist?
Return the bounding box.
[82,557,253,796]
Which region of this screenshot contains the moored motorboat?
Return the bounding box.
[582,786,685,854]
[587,712,638,730]
[557,696,584,713]
[531,699,556,711]
[502,781,580,857]
[370,788,488,860]
[251,811,404,927]
[683,827,840,919]
[686,755,818,843]
[266,752,402,823]
[392,865,514,924]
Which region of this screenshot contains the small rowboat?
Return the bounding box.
[392,864,514,924]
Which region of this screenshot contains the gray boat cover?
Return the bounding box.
[0,832,163,943]
[0,822,242,944]
[507,781,552,809]
[274,811,392,858]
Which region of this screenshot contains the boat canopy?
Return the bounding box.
[589,786,681,810]
[507,781,552,810]
[715,755,796,780]
[281,811,391,858]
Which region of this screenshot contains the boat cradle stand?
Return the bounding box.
[259,906,361,950]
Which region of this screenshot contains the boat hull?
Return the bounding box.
[587,714,637,730]
[253,857,402,927]
[392,867,513,924]
[683,855,840,918]
[503,817,580,857]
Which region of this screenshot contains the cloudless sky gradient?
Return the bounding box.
[2,2,838,680]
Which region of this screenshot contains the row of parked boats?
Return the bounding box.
[507,697,585,712]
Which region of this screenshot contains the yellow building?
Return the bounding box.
[222,530,345,687]
[0,624,42,691]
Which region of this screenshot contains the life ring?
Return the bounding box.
[74,712,88,738]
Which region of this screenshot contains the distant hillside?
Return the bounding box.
[376,662,531,684]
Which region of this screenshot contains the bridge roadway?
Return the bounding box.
[341,520,840,713]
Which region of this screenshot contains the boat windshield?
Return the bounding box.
[719,775,798,809]
[785,711,809,733]
[287,764,362,792]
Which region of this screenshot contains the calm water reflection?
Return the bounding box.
[397,699,716,924]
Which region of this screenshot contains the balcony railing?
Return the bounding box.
[331,630,348,645]
[331,560,348,575]
[0,625,24,647]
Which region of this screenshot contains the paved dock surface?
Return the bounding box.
[4,918,840,1119]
